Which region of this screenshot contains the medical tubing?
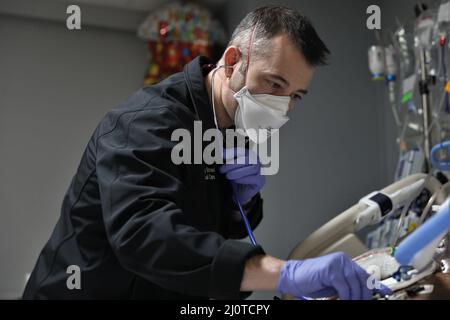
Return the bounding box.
[427,87,446,135]
[418,181,450,226]
[431,141,450,171]
[391,202,411,247]
[427,41,450,134]
[230,182,258,246]
[394,198,450,266]
[442,42,450,113]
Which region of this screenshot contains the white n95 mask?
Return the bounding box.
[233,86,290,144]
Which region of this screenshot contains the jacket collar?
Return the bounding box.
[183,56,217,131]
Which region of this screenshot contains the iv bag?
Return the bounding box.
[414,8,437,50]
[394,23,416,81]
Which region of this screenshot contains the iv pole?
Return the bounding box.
[416,3,433,173]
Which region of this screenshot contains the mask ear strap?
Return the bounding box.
[245,23,257,80]
[211,65,232,129]
[209,64,240,129]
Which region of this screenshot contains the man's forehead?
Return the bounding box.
[252,37,314,73]
[253,56,314,87]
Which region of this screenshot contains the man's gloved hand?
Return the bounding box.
[219,147,265,205]
[277,252,392,300]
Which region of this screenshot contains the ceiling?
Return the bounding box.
[0,0,228,32]
[56,0,227,12]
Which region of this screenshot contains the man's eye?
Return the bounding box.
[291,93,303,101]
[267,80,281,89]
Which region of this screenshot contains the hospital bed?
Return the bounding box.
[283,173,450,299]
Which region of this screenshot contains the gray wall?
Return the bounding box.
[0,13,147,298]
[0,0,418,299]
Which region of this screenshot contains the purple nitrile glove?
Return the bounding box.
[219,147,265,205]
[277,252,393,300]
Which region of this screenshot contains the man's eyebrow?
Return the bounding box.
[266,73,308,95]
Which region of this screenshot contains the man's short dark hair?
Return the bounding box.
[228,6,330,67]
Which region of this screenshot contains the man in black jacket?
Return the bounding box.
[23,6,390,300]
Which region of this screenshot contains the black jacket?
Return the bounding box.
[23,56,265,300]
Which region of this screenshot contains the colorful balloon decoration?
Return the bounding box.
[137,2,227,85]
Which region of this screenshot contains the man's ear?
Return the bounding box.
[223,46,241,78]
